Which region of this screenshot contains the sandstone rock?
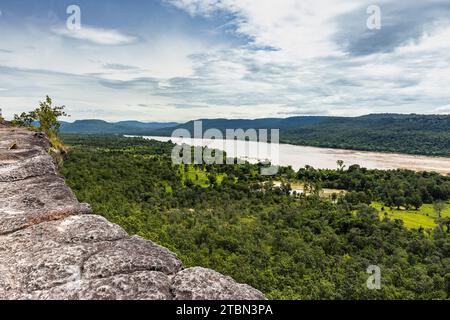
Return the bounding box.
[171,267,266,300]
[82,236,182,279]
[0,126,265,300]
[0,127,50,151]
[26,271,173,300]
[0,175,91,234]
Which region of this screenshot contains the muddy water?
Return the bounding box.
[142,136,450,175]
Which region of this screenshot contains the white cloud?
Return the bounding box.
[0,20,209,82]
[2,0,450,121]
[53,25,137,45]
[395,25,450,54]
[161,0,450,117]
[167,0,369,58]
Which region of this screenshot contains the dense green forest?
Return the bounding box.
[296,165,450,210]
[281,114,450,157]
[60,134,450,300]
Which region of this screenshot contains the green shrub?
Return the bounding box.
[12,96,69,150]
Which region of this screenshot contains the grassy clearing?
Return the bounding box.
[371,202,450,229]
[178,165,226,188]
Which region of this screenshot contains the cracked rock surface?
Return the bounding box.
[0,126,265,300]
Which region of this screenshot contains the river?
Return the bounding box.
[140,136,450,175]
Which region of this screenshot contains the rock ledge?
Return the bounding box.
[0,126,265,300]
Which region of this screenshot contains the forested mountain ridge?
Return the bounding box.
[281,114,450,156]
[60,119,178,134]
[60,114,450,156]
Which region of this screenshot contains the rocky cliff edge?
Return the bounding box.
[0,125,265,300]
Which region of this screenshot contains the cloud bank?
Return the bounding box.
[0,0,449,121]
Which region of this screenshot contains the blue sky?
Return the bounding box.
[0,0,450,121]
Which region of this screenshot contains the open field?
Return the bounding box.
[371,202,450,229]
[178,165,226,188]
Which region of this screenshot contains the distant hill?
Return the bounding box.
[148,116,335,136]
[279,114,450,156]
[59,117,331,135]
[154,113,450,133]
[60,120,178,134]
[60,114,450,157]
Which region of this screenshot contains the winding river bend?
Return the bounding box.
[141,136,450,175]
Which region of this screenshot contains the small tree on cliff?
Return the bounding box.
[12,96,69,150]
[12,112,35,126]
[13,96,68,135]
[34,96,68,137]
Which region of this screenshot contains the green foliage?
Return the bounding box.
[12,96,68,150]
[372,202,450,229]
[12,112,35,127]
[281,114,450,157]
[297,165,450,210]
[60,135,450,300]
[433,201,447,218]
[34,96,68,137]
